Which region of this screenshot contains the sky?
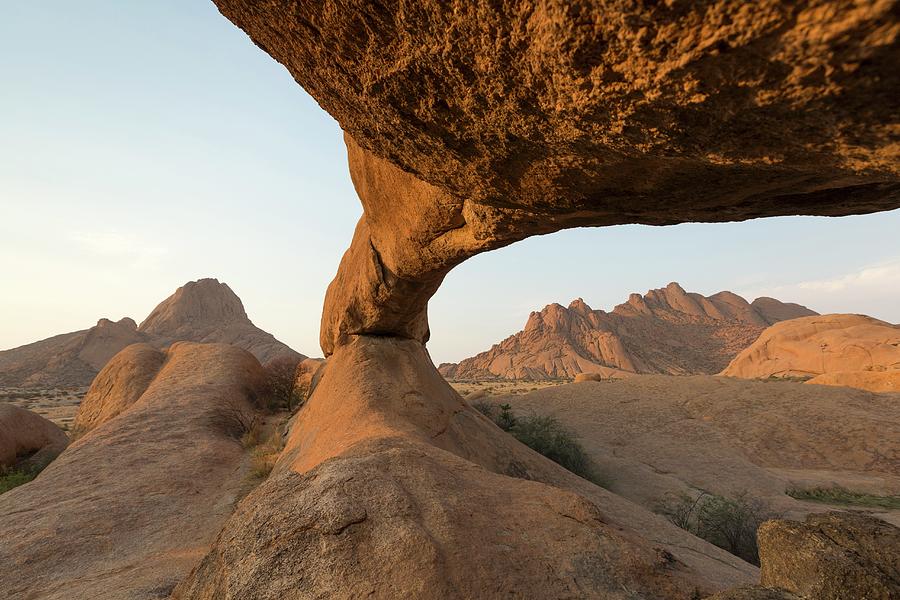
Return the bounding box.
[2,2,898,365]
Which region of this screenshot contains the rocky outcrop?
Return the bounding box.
[175,336,756,599]
[758,512,900,599]
[0,342,266,600]
[0,404,68,469]
[182,3,900,597]
[721,314,900,392]
[807,369,900,393]
[0,317,144,388]
[215,0,899,222]
[441,283,816,379]
[0,278,303,388]
[71,343,167,436]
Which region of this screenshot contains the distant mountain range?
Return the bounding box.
[0,278,304,387]
[439,282,817,380]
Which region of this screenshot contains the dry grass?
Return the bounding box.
[242,418,286,480]
[786,486,900,509]
[449,379,566,398]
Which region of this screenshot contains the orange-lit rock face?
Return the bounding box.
[216,1,899,353]
[217,0,899,214]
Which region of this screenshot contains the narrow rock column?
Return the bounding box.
[321,134,617,355]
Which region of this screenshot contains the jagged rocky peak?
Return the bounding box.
[443,283,819,380]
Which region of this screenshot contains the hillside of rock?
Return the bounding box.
[0,278,303,388]
[0,342,266,600]
[441,283,816,379]
[721,314,900,392]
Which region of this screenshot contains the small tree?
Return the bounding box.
[263,356,302,412]
[658,490,776,565]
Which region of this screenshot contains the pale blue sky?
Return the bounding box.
[2,2,898,364]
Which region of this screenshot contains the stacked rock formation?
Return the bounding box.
[441,283,816,379]
[172,1,900,598]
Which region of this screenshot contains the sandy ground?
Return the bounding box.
[0,386,84,431]
[447,378,567,398]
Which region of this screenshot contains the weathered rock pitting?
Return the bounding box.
[758,512,900,599]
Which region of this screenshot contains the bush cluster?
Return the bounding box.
[472,400,606,487]
[658,490,777,565]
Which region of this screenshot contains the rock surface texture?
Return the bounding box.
[441,283,816,379]
[0,342,266,600]
[178,1,900,598]
[176,337,756,599]
[0,404,68,469]
[0,278,303,387]
[758,512,900,599]
[721,314,900,392]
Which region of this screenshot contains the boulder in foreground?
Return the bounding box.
[758,511,900,599]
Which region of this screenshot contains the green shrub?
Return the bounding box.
[0,467,40,495]
[658,490,776,565]
[0,446,61,495]
[472,401,606,486]
[786,485,900,509]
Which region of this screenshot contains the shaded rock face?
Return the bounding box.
[758,512,900,599]
[441,283,816,379]
[0,342,266,600]
[0,404,68,469]
[0,278,303,387]
[0,317,145,388]
[721,314,900,392]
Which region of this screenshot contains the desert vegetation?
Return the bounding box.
[262,357,304,412]
[0,458,52,495]
[472,401,606,486]
[0,468,38,494]
[787,485,900,509]
[657,490,777,565]
[241,418,286,480]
